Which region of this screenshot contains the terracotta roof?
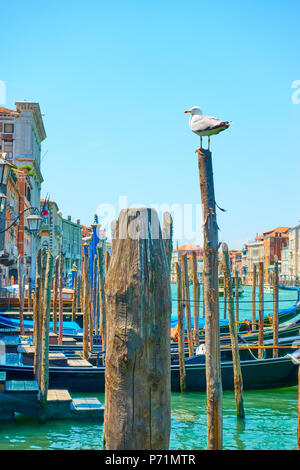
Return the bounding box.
[256,227,290,240]
[178,242,202,251]
[0,106,19,116]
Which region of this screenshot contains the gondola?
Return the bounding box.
[0,348,298,393]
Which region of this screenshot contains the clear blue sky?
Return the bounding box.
[1,0,299,248]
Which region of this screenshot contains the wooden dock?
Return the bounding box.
[0,372,104,423]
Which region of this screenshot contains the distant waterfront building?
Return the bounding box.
[170,243,203,283]
[40,199,62,259]
[0,102,46,281]
[62,216,82,277]
[286,225,300,285]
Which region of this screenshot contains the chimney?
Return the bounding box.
[68,216,71,221]
[77,219,80,225]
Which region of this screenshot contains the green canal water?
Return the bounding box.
[0,286,299,450]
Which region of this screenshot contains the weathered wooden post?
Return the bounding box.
[176,262,186,393]
[33,249,42,349]
[197,148,222,450]
[181,254,194,357]
[72,272,78,323]
[162,211,173,272]
[297,366,300,450]
[104,208,171,450]
[192,251,200,347]
[252,265,257,331]
[273,256,279,358]
[105,250,110,273]
[17,255,24,335]
[28,277,32,312]
[82,253,89,360]
[39,250,54,423]
[97,243,106,350]
[52,256,59,334]
[234,268,239,322]
[222,243,245,419]
[58,253,63,345]
[258,261,264,360]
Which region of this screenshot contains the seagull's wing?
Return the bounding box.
[190,115,231,136]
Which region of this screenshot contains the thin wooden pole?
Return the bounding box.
[176,262,186,393]
[95,267,100,336]
[97,243,106,350]
[36,249,46,385]
[91,254,97,328]
[223,290,227,319]
[28,277,32,312]
[222,243,245,419]
[162,211,173,272]
[104,208,171,450]
[82,253,89,360]
[58,253,63,345]
[234,268,239,322]
[72,272,78,322]
[33,249,41,349]
[258,261,264,360]
[192,252,199,347]
[17,255,24,335]
[273,256,279,358]
[181,254,194,357]
[252,265,256,332]
[52,256,59,334]
[297,365,300,450]
[105,250,110,273]
[39,250,54,423]
[197,148,222,450]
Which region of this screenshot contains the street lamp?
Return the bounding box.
[26,213,42,233]
[0,154,13,186]
[0,193,7,213]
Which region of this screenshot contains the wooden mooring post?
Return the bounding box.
[252,265,256,332]
[234,268,239,322]
[273,256,279,358]
[258,261,264,360]
[82,253,89,360]
[181,254,194,357]
[104,208,171,450]
[97,243,106,350]
[58,253,63,345]
[53,255,59,334]
[222,243,245,419]
[197,148,222,450]
[192,251,200,347]
[39,250,54,423]
[176,261,186,393]
[297,365,300,450]
[17,255,24,335]
[72,271,78,323]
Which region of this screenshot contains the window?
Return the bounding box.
[4,123,14,133]
[0,123,2,132]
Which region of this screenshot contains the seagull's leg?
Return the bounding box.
[208,136,210,151]
[200,136,202,149]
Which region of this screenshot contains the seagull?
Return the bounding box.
[184,106,231,151]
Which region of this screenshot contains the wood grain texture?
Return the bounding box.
[104,208,171,450]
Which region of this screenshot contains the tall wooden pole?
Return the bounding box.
[162,211,173,272]
[58,253,63,345]
[97,243,106,350]
[17,255,24,335]
[28,277,32,313]
[297,366,300,450]
[192,252,200,347]
[273,256,279,358]
[82,253,89,360]
[234,268,239,322]
[105,250,110,273]
[252,265,256,331]
[36,249,46,384]
[72,272,78,323]
[258,261,264,360]
[104,208,171,450]
[222,243,245,419]
[197,148,222,450]
[39,250,54,423]
[181,254,194,357]
[176,262,186,393]
[33,249,41,350]
[52,256,59,334]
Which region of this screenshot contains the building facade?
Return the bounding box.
[62,216,82,278]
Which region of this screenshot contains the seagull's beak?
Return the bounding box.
[184,110,191,114]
